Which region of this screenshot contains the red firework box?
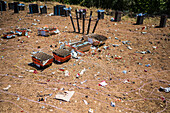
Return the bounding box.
[38,27,60,36]
[15,28,28,36]
[2,31,16,39]
[32,51,53,68]
[53,49,71,63]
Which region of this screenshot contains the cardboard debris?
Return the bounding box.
[83,34,107,46]
[15,28,29,36]
[69,41,91,53]
[55,91,75,102]
[38,27,60,36]
[2,31,16,39]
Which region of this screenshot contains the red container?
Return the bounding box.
[32,52,53,68]
[53,49,71,63]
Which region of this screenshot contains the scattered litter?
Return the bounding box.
[142,26,146,30]
[3,85,11,91]
[34,70,38,74]
[122,70,127,74]
[99,81,107,86]
[18,75,23,78]
[83,100,88,105]
[88,108,94,113]
[111,101,115,107]
[73,84,76,86]
[38,98,44,102]
[115,56,122,59]
[71,49,78,59]
[127,46,132,50]
[122,41,129,44]
[76,73,80,78]
[2,31,16,39]
[138,62,142,65]
[65,70,70,76]
[164,88,170,93]
[141,51,147,54]
[59,68,65,72]
[123,79,130,83]
[55,91,75,102]
[159,87,170,93]
[146,50,151,53]
[81,80,87,84]
[32,23,37,26]
[110,18,115,22]
[153,46,157,49]
[103,46,109,50]
[145,64,151,67]
[80,68,86,75]
[38,27,60,36]
[115,37,118,40]
[94,72,100,77]
[112,44,119,47]
[144,69,147,72]
[60,88,65,91]
[17,97,20,101]
[141,32,147,34]
[48,13,53,16]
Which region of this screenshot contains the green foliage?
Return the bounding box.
[16,0,170,15]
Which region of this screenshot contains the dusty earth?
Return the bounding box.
[0,1,170,113]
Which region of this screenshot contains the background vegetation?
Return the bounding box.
[17,0,170,15]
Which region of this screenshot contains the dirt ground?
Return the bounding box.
[0,1,170,113]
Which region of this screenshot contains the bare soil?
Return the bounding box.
[0,1,170,113]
